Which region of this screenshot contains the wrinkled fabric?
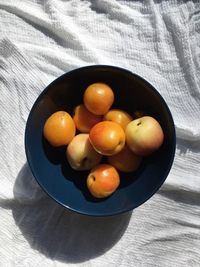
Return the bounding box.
[0,1,200,266]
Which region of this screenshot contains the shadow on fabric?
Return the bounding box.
[11,163,132,263]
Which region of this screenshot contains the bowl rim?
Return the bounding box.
[25,64,176,217]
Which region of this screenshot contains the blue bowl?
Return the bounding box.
[25,65,176,216]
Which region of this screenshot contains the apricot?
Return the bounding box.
[83,83,114,115]
[108,145,142,172]
[104,109,133,131]
[89,121,125,156]
[73,104,102,133]
[87,164,120,198]
[43,111,75,147]
[126,116,164,156]
[66,134,102,171]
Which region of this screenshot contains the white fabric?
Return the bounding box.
[0,0,200,266]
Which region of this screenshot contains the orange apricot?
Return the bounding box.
[104,109,133,131]
[83,83,114,115]
[87,164,120,198]
[43,111,75,147]
[73,104,102,133]
[108,145,142,172]
[89,121,125,156]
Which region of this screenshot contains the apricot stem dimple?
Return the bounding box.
[137,121,142,126]
[90,174,96,181]
[82,157,88,166]
[118,140,122,146]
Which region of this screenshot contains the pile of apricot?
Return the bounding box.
[43,83,164,198]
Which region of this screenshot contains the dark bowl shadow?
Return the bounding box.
[12,163,132,263]
[42,137,66,165]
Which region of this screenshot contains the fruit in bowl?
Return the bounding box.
[126,116,164,156]
[66,134,102,171]
[83,83,114,115]
[89,121,126,156]
[73,104,102,133]
[25,65,176,216]
[107,145,142,173]
[43,111,75,147]
[87,164,120,198]
[103,109,133,131]
[42,81,165,199]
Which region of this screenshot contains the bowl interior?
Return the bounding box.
[25,65,176,216]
